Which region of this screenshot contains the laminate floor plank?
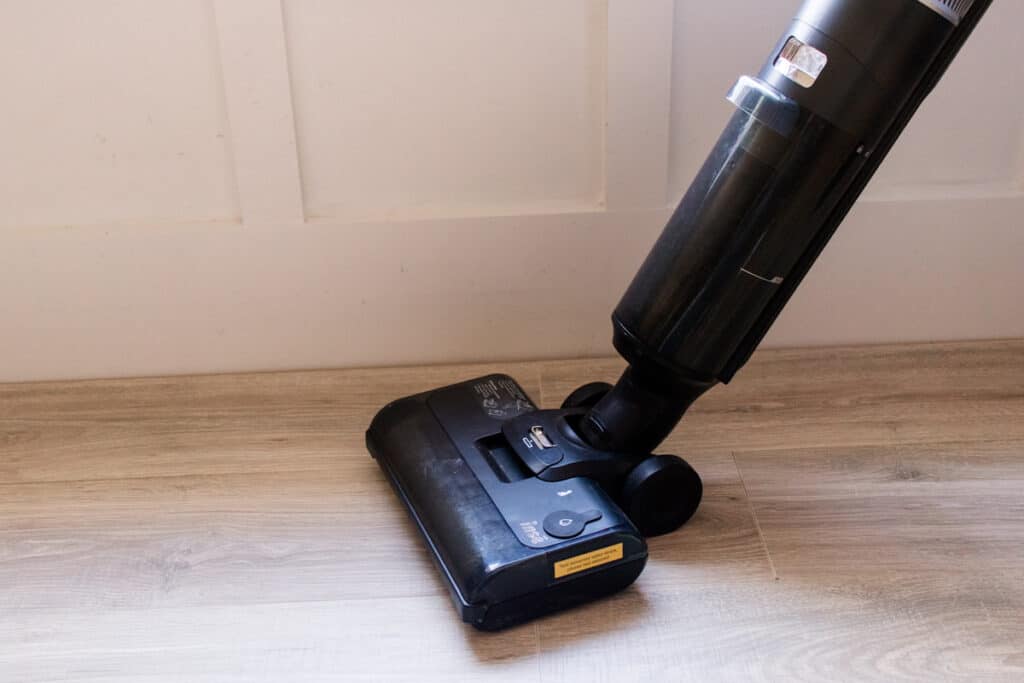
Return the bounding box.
[1,340,1021,681]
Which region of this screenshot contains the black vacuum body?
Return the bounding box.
[368,0,992,630]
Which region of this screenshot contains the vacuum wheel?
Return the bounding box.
[560,381,613,410]
[620,454,702,537]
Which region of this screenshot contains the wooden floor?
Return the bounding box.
[2,340,1023,682]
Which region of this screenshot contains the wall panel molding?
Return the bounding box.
[0,0,238,228]
[604,0,675,210]
[213,0,305,224]
[282,0,608,224]
[2,195,1022,383]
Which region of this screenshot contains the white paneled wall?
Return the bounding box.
[284,0,607,222]
[1,0,1022,382]
[865,10,1024,196]
[2,1,238,228]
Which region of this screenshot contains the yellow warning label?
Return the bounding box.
[553,543,624,579]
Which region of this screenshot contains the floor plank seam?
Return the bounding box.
[532,622,543,682]
[733,452,779,581]
[535,364,548,409]
[0,467,367,489]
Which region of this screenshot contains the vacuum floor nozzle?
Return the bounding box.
[367,375,647,631]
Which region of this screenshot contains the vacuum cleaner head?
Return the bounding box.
[367,375,647,631]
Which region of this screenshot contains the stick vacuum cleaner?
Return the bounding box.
[367,0,993,630]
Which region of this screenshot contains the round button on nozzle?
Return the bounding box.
[543,509,603,539]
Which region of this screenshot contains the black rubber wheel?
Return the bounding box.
[560,381,613,410]
[620,454,703,537]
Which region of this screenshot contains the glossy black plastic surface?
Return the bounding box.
[615,102,860,382]
[367,375,647,631]
[593,0,992,454]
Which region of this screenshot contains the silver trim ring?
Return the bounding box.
[916,0,976,25]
